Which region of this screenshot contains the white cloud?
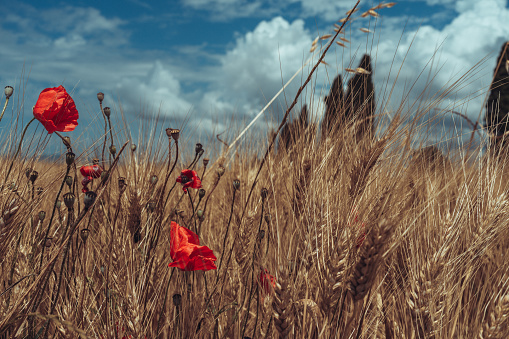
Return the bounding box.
[115,61,192,119]
[204,16,313,119]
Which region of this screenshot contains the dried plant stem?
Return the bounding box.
[0,96,9,123]
[3,117,36,185]
[39,165,71,271]
[238,0,361,224]
[216,188,237,280]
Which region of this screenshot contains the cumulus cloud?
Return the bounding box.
[204,16,313,119]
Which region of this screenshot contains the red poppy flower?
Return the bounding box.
[259,269,276,296]
[80,165,103,192]
[33,86,79,134]
[80,165,103,178]
[168,221,217,271]
[176,169,202,193]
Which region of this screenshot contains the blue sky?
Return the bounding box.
[1,0,509,155]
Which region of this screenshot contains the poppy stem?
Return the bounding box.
[3,117,36,185]
[187,192,197,234]
[0,96,10,124]
[216,188,236,280]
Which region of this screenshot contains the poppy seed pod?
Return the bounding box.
[65,176,73,188]
[131,144,137,152]
[103,107,111,118]
[84,191,97,209]
[233,179,240,191]
[203,158,209,167]
[110,145,117,155]
[66,152,75,166]
[170,129,180,142]
[261,188,268,201]
[37,187,43,195]
[56,200,62,209]
[258,229,265,240]
[63,192,75,209]
[217,166,225,177]
[93,158,100,165]
[147,200,156,212]
[150,174,158,185]
[195,143,203,155]
[38,211,46,221]
[118,177,127,192]
[172,293,182,307]
[44,237,53,247]
[25,168,32,179]
[80,228,90,242]
[198,188,206,199]
[29,171,39,183]
[97,92,104,103]
[4,86,14,99]
[165,128,172,138]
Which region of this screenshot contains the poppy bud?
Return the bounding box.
[261,188,268,201]
[217,166,225,177]
[258,229,265,240]
[62,136,71,148]
[233,179,240,191]
[199,189,206,199]
[56,200,62,209]
[172,293,182,307]
[81,228,90,242]
[203,158,209,167]
[264,214,271,224]
[84,191,97,209]
[165,128,172,138]
[66,151,75,166]
[4,86,13,99]
[97,92,104,103]
[65,176,73,188]
[103,107,111,118]
[170,129,180,142]
[29,171,38,183]
[110,145,116,156]
[118,177,127,192]
[150,174,158,185]
[63,192,75,209]
[38,211,46,221]
[25,168,32,179]
[131,144,137,152]
[44,237,52,247]
[195,143,203,155]
[197,209,204,218]
[37,187,43,195]
[93,158,100,165]
[101,171,109,182]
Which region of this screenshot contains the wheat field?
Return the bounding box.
[1,2,509,338]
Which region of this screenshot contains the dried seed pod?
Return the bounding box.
[261,188,268,201]
[97,92,104,103]
[4,86,14,99]
[66,152,75,166]
[172,293,182,307]
[233,179,240,190]
[110,145,117,155]
[44,237,52,247]
[131,144,137,152]
[103,107,111,117]
[65,176,73,188]
[81,228,90,242]
[170,129,180,141]
[38,211,46,221]
[84,191,97,209]
[29,171,39,183]
[203,158,209,166]
[199,188,206,199]
[150,174,158,185]
[63,192,75,209]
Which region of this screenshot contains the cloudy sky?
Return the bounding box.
[1,0,508,154]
